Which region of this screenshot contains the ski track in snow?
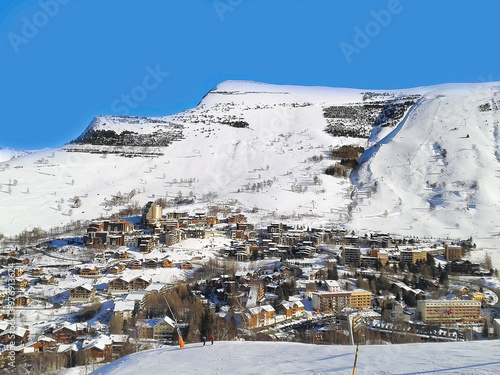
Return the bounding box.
[88,340,500,375]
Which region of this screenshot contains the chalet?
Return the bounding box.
[278,300,305,320]
[114,251,129,260]
[69,284,96,302]
[56,343,79,367]
[180,262,193,270]
[160,258,174,268]
[51,323,88,344]
[108,276,151,294]
[136,316,176,340]
[79,264,99,276]
[14,277,29,290]
[30,267,44,276]
[83,334,113,362]
[243,305,276,329]
[108,277,133,294]
[128,260,142,270]
[109,263,127,275]
[41,275,55,285]
[24,335,56,353]
[14,267,24,277]
[14,295,31,306]
[449,260,481,274]
[145,259,158,269]
[109,334,133,359]
[130,276,151,291]
[0,327,30,345]
[228,214,247,224]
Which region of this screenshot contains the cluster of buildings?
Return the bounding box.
[0,200,495,370]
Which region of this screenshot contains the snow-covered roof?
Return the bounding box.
[114,300,136,312]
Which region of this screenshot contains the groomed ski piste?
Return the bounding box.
[82,340,500,375]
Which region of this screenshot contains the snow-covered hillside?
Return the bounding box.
[90,340,500,375]
[0,147,32,163]
[0,81,422,235]
[1,80,499,261]
[351,83,500,255]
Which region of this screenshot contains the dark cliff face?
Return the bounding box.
[323,94,421,138]
[70,116,184,147]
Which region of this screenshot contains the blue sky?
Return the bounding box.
[1,0,499,149]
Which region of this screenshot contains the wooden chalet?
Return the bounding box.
[41,275,55,285]
[160,258,174,268]
[51,323,88,344]
[128,260,142,270]
[79,265,99,276]
[130,276,151,291]
[14,295,31,307]
[83,335,113,362]
[69,284,96,302]
[145,259,158,269]
[0,327,30,345]
[109,263,127,275]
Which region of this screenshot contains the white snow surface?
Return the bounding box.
[91,340,500,375]
[1,80,500,264]
[0,147,33,162]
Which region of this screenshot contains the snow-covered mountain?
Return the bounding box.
[351,83,500,251]
[1,80,499,257]
[88,340,500,375]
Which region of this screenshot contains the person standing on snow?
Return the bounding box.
[202,336,206,346]
[210,334,214,345]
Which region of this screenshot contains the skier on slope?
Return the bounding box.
[202,335,206,346]
[210,334,214,345]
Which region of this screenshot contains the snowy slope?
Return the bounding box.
[0,81,423,237]
[1,80,500,263]
[90,340,500,375]
[351,83,500,254]
[0,147,32,163]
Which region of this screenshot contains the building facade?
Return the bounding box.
[417,299,483,324]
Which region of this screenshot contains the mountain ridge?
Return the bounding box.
[1,80,499,265]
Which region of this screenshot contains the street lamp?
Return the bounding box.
[160,293,184,348]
